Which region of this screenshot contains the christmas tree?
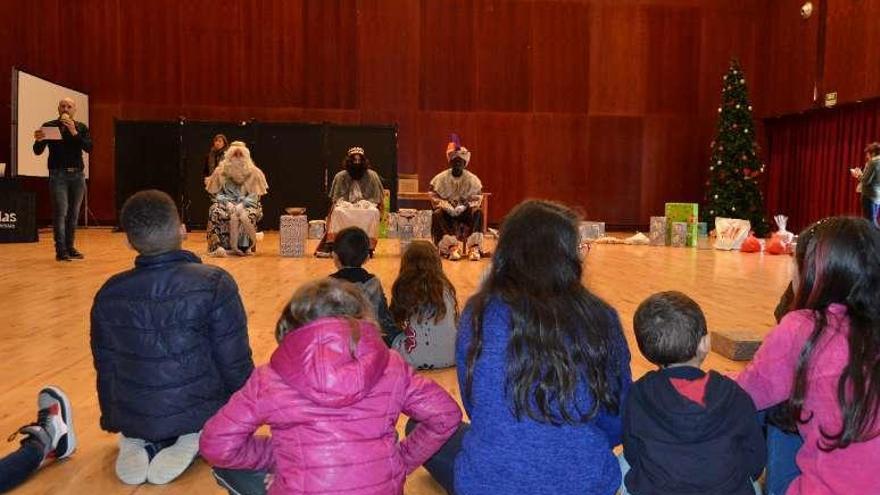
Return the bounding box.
[702,59,769,236]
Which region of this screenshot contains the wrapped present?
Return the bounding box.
[280,215,308,257]
[415,210,433,239]
[386,212,399,238]
[714,217,751,250]
[697,222,708,237]
[664,203,698,247]
[670,222,688,247]
[579,221,605,243]
[773,214,794,245]
[766,233,787,255]
[308,220,326,239]
[697,222,711,249]
[649,216,667,246]
[397,209,418,240]
[740,232,762,253]
[398,223,415,255]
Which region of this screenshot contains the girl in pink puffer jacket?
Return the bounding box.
[200,278,463,495]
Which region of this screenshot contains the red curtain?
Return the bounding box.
[765,99,880,233]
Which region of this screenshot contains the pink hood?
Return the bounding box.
[270,317,390,408]
[200,317,462,495]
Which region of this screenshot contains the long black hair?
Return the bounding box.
[785,216,880,450]
[464,200,624,424]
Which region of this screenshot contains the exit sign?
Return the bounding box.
[825,92,838,107]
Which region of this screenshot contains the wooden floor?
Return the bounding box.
[0,229,792,494]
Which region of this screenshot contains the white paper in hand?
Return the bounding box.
[40,126,62,140]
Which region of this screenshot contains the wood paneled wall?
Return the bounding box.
[0,0,764,226]
[758,0,880,118]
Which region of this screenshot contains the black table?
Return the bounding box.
[0,178,38,243]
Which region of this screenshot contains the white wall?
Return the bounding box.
[13,69,90,178]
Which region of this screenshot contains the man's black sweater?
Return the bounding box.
[33,119,92,170]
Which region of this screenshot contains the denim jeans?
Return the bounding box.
[764,424,803,495]
[860,195,880,228]
[48,168,85,253]
[406,418,467,495]
[0,441,44,492]
[213,467,269,495]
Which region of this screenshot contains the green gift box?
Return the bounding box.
[664,203,699,247]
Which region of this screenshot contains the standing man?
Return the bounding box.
[430,134,484,261]
[33,97,92,261]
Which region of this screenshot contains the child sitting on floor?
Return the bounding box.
[622,291,765,495]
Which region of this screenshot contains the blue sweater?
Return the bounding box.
[454,297,632,495]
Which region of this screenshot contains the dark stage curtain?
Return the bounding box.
[765,99,880,233]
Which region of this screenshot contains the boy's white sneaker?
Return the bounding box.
[146,431,201,484]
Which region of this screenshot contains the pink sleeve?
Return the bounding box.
[200,369,275,471]
[736,312,811,410]
[398,364,463,474]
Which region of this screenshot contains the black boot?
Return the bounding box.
[66,247,84,260]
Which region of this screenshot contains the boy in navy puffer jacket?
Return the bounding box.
[91,190,254,486]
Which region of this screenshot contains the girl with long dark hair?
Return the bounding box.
[390,240,459,369]
[415,200,632,494]
[737,216,880,494]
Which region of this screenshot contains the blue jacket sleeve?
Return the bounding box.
[209,272,255,395]
[455,306,474,416]
[594,310,632,447]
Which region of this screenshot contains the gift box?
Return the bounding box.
[579,221,605,243]
[397,209,418,239]
[280,215,308,257]
[649,216,667,246]
[670,222,688,247]
[415,210,433,239]
[664,203,699,247]
[308,220,326,239]
[386,212,399,238]
[697,222,711,249]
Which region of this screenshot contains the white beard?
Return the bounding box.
[222,157,253,185]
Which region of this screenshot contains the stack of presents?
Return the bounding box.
[277,197,435,258]
[648,202,709,248]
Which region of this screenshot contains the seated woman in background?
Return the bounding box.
[412,199,632,495]
[390,240,459,369]
[737,216,880,495]
[204,141,268,256]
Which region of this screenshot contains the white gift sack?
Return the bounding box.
[714,217,751,251]
[329,205,380,239]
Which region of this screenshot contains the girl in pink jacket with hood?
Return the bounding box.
[200,278,462,495]
[737,217,880,494]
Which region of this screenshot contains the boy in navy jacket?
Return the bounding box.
[621,291,765,495]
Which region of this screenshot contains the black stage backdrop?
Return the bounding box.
[115,120,398,230]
